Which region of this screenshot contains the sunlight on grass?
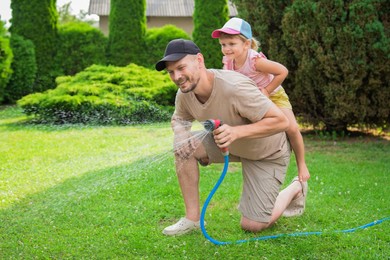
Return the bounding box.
[0,107,173,208]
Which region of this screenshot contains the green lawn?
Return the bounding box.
[1,106,389,259]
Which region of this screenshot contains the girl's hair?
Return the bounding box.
[219,32,260,51]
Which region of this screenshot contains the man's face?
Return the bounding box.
[166,55,201,94]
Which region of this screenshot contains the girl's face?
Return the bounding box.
[218,35,250,61]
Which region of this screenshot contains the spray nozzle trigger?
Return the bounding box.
[204,119,229,156]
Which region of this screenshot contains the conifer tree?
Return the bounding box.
[10,0,59,92]
[193,0,229,68]
[107,0,147,66]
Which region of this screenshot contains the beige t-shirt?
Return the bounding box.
[173,69,288,161]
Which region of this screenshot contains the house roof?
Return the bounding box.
[89,0,238,17]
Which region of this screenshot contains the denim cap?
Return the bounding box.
[155,39,201,71]
[211,17,252,39]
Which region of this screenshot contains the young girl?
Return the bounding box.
[212,18,310,216]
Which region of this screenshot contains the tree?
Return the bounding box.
[282,0,390,131]
[193,0,229,68]
[106,0,147,66]
[10,0,59,92]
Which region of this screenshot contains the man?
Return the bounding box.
[155,39,308,236]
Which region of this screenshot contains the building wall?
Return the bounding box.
[98,16,194,36]
[99,16,109,36]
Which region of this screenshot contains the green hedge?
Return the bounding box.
[57,22,107,76]
[282,0,390,130]
[18,64,176,124]
[233,0,389,131]
[5,34,36,103]
[144,25,190,69]
[0,21,13,103]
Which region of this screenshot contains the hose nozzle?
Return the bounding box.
[204,119,223,132]
[203,119,229,156]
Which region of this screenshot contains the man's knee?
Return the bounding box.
[240,217,270,233]
[197,157,210,166]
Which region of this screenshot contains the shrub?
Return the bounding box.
[57,22,107,76]
[0,21,13,103]
[233,0,389,131]
[4,34,36,103]
[17,64,176,124]
[282,0,390,131]
[144,25,190,68]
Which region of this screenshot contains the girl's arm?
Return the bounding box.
[254,57,288,96]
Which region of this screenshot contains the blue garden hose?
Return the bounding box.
[199,154,390,245]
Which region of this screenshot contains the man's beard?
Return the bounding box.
[180,82,197,93]
[176,76,199,93]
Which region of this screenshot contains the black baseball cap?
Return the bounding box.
[155,39,201,71]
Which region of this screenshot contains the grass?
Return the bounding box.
[0,105,389,259]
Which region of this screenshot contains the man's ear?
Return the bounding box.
[196,53,205,68]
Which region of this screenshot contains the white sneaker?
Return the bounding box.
[162,217,203,236]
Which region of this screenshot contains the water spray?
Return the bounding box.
[199,119,389,245]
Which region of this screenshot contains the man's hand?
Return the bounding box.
[212,124,238,149]
[173,133,197,159]
[171,116,196,159]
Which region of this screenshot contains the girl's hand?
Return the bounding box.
[298,164,311,182]
[261,88,270,97]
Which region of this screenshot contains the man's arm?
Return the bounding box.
[212,103,289,148]
[171,114,196,159]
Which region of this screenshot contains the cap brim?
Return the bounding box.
[155,53,188,71]
[211,28,241,38]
